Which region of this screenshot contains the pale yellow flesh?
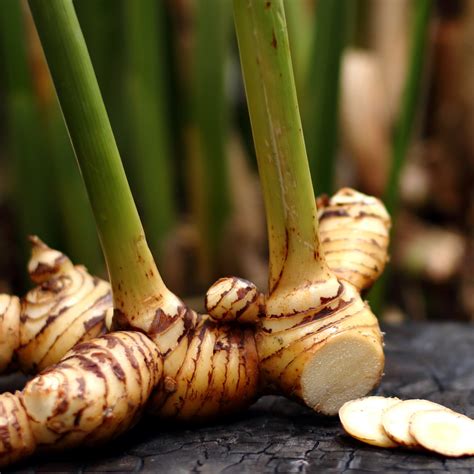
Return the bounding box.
[339,396,401,447]
[382,399,449,447]
[410,409,474,457]
[301,331,385,416]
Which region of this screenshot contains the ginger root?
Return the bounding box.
[205,277,264,324]
[112,188,387,422]
[255,188,389,414]
[0,331,161,467]
[0,236,112,374]
[145,188,389,418]
[0,392,35,467]
[317,188,390,292]
[0,295,20,372]
[0,188,390,466]
[148,315,260,420]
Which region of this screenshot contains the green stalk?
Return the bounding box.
[304,0,352,195]
[370,0,432,311]
[28,0,176,317]
[0,0,57,261]
[123,0,175,257]
[193,0,231,280]
[233,0,332,294]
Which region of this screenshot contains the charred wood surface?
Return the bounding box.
[4,322,474,473]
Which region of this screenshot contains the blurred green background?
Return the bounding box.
[0,0,472,321]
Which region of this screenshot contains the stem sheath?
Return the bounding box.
[233,0,332,295]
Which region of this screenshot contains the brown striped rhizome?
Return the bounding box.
[0,186,390,467]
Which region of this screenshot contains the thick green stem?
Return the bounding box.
[123,0,175,256]
[28,0,176,318]
[194,0,231,281]
[304,0,352,195]
[233,0,332,295]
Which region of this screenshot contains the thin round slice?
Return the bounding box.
[410,409,474,457]
[382,399,449,447]
[339,396,401,447]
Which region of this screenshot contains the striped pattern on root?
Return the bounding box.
[14,331,161,459]
[117,287,260,421]
[148,313,260,421]
[205,277,265,324]
[256,281,384,407]
[318,188,390,292]
[0,187,389,430]
[2,237,112,374]
[0,392,35,467]
[145,187,389,418]
[0,295,20,372]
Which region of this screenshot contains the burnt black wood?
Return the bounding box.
[5,322,474,473]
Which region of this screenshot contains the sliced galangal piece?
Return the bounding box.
[410,409,474,457]
[339,396,401,447]
[382,399,449,448]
